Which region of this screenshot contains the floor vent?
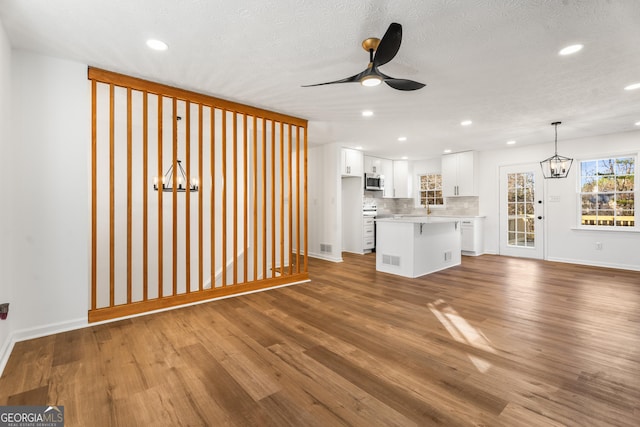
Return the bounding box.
[320,243,332,253]
[382,254,400,266]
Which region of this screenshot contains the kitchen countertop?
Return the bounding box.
[375,216,459,224]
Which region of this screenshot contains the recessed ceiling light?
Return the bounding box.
[354,146,363,150]
[362,110,374,117]
[624,82,640,91]
[401,156,408,160]
[460,120,472,126]
[398,136,407,142]
[146,39,168,51]
[635,121,640,126]
[444,149,452,154]
[507,140,516,145]
[559,44,583,56]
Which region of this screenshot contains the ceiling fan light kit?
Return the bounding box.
[302,23,425,91]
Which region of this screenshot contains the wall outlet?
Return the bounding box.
[0,303,8,320]
[595,242,603,250]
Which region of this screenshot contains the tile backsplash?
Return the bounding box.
[365,194,479,217]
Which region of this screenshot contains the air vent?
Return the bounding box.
[382,254,400,266]
[320,243,332,253]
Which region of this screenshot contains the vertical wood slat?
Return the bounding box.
[304,126,308,272]
[233,112,238,285]
[210,107,216,290]
[262,118,267,281]
[157,96,164,298]
[243,114,248,283]
[172,98,178,296]
[109,84,115,308]
[280,122,285,276]
[288,124,293,275]
[91,80,97,310]
[126,88,133,304]
[295,126,300,274]
[221,110,227,286]
[185,102,191,293]
[198,104,203,291]
[142,91,149,300]
[252,115,258,281]
[271,120,276,278]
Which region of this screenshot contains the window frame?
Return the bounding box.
[417,173,445,208]
[576,153,637,230]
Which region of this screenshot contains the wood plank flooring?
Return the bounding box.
[1,253,639,426]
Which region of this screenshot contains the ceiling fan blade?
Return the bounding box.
[301,72,362,87]
[384,78,425,91]
[373,23,402,67]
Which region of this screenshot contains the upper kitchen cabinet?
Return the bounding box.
[380,158,394,198]
[364,156,381,174]
[392,160,413,198]
[442,151,477,197]
[342,148,363,177]
[365,156,394,197]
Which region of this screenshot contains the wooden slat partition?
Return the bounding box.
[88,67,308,323]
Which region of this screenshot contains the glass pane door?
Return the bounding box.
[500,165,544,259]
[507,172,535,247]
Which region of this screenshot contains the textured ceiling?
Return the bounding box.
[1,0,640,159]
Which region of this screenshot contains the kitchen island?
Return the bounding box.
[375,217,461,278]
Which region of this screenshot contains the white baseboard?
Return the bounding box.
[0,335,14,379]
[0,317,87,377]
[307,251,343,263]
[546,256,640,271]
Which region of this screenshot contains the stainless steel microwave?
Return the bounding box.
[364,173,384,191]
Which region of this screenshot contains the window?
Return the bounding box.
[579,156,635,227]
[419,173,444,206]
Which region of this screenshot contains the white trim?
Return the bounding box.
[307,252,343,263]
[570,226,640,233]
[0,317,87,376]
[546,256,640,272]
[0,336,15,378]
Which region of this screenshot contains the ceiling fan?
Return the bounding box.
[303,23,425,91]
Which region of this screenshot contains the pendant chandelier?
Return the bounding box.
[153,116,199,192]
[540,121,573,179]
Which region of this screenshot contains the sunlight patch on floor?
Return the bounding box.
[428,299,496,373]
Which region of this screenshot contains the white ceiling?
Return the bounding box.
[1,0,640,159]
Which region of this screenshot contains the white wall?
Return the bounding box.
[0,18,14,370]
[9,52,90,338]
[478,131,640,270]
[307,143,342,262]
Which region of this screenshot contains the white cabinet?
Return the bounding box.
[442,151,477,197]
[363,216,375,251]
[364,156,394,198]
[342,148,363,177]
[460,217,484,256]
[380,158,393,198]
[392,160,412,198]
[364,156,381,174]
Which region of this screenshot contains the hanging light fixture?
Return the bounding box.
[540,121,573,179]
[153,116,199,192]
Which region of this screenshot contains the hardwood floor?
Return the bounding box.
[1,253,639,426]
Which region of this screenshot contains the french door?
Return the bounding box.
[499,164,544,259]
